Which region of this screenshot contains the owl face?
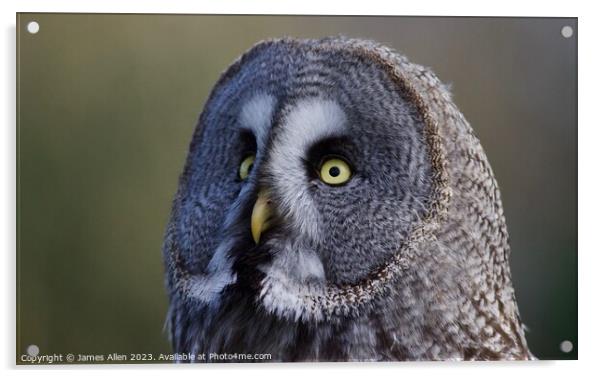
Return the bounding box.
[165,38,532,360]
[169,40,434,319]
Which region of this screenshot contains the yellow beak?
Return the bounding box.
[251,190,273,244]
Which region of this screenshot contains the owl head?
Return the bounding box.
[164,37,530,359]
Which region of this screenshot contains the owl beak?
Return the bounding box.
[251,190,273,244]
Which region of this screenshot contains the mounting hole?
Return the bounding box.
[27,21,40,34]
[26,344,39,357]
[561,25,573,38]
[560,340,573,353]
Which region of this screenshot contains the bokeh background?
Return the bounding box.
[16,14,577,362]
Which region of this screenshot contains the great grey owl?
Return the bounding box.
[163,37,532,361]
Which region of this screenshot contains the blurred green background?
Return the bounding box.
[16,14,577,361]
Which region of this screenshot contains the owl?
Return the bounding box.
[163,37,532,361]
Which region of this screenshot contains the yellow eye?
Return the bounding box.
[319,157,352,185]
[239,155,255,180]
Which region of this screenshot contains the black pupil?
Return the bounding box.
[247,163,253,172]
[329,166,340,177]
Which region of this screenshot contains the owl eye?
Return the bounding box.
[239,155,255,180]
[319,157,352,186]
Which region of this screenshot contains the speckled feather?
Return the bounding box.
[163,37,532,361]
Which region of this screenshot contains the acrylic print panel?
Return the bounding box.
[16,14,577,363]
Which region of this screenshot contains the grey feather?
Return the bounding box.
[163,37,532,361]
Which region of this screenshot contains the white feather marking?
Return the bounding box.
[259,272,325,322]
[258,241,327,322]
[238,93,276,150]
[185,237,238,304]
[267,98,347,242]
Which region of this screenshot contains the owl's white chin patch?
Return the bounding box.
[259,271,327,322]
[257,242,328,322]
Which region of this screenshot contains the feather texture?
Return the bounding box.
[162,37,532,361]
